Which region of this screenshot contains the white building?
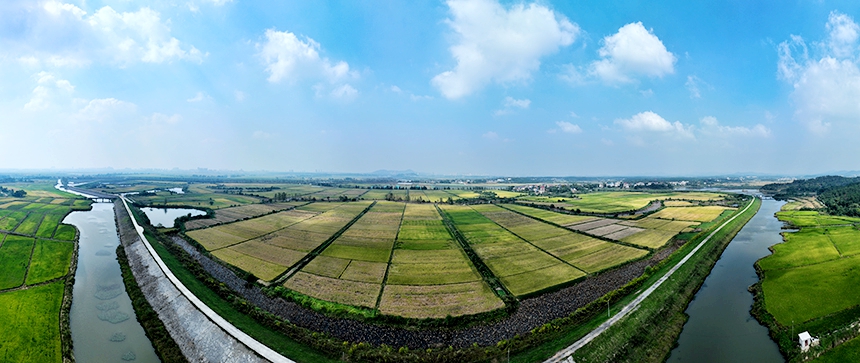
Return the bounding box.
[798,331,820,352]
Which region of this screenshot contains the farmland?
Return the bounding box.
[519,191,726,214]
[179,190,732,318]
[0,193,85,363]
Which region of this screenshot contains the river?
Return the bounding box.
[139,207,206,228]
[65,202,159,363]
[667,196,784,362]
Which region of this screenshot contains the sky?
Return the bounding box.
[3,0,860,176]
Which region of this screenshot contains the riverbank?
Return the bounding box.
[113,200,270,362]
[545,196,760,362]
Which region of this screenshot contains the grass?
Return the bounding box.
[519,191,725,214]
[757,228,841,271]
[36,214,62,238]
[0,235,35,289]
[502,204,596,226]
[814,334,860,362]
[26,240,73,285]
[762,254,860,324]
[53,225,76,241]
[14,213,43,235]
[776,210,860,227]
[0,282,64,362]
[650,206,732,222]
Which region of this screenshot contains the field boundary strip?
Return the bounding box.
[473,205,586,272]
[120,196,295,363]
[436,204,513,302]
[543,196,756,363]
[498,204,652,252]
[374,203,407,310]
[272,201,378,286]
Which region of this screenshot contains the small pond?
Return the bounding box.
[140,207,206,228]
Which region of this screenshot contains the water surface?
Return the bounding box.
[67,203,159,363]
[668,197,784,362]
[140,207,205,228]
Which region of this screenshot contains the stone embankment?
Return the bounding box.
[114,201,268,363]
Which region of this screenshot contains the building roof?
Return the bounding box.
[799,331,812,340]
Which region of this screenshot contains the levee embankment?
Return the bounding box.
[114,201,266,363]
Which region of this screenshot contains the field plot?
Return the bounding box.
[762,255,860,324]
[758,228,841,271]
[473,204,647,273]
[650,206,733,222]
[132,187,260,209]
[775,210,860,227]
[26,240,74,285]
[184,202,303,230]
[361,189,408,200]
[186,208,323,250]
[0,235,35,290]
[0,282,64,362]
[519,191,725,214]
[14,213,43,235]
[503,204,595,226]
[197,202,372,281]
[286,201,404,308]
[378,203,502,318]
[446,190,481,199]
[440,205,585,296]
[760,212,860,327]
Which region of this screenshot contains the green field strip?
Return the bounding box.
[499,204,652,252]
[436,204,513,301]
[14,213,45,236]
[0,236,35,290]
[473,205,588,273]
[375,203,407,309]
[274,201,377,285]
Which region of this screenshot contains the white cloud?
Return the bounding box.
[615,111,693,138]
[432,0,579,99]
[24,71,74,110]
[259,29,355,84]
[556,121,582,134]
[685,75,702,98]
[330,84,358,100]
[503,96,530,109]
[234,90,246,102]
[390,85,402,93]
[699,116,770,137]
[590,22,676,84]
[187,92,207,102]
[258,28,358,98]
[150,113,181,124]
[7,2,203,67]
[75,98,137,123]
[778,11,860,134]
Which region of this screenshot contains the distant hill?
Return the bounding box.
[760,176,860,199]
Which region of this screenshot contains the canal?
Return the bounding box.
[667,196,784,362]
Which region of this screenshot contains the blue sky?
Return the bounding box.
[3,0,860,176]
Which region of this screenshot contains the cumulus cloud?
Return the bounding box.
[615,111,693,138]
[258,28,358,98]
[3,1,203,67]
[778,11,860,134]
[699,116,771,137]
[187,92,207,102]
[685,75,702,98]
[556,121,582,134]
[494,96,531,115]
[24,71,75,110]
[432,0,579,99]
[590,22,676,84]
[75,98,137,123]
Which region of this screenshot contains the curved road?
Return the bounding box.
[544,197,757,363]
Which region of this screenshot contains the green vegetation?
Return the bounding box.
[0,282,64,362]
[26,240,74,285]
[753,185,860,361]
[519,191,725,214]
[0,235,35,289]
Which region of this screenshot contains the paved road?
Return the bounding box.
[120,196,294,363]
[543,197,757,363]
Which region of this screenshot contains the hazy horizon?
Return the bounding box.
[3,1,860,176]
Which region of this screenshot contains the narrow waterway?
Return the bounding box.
[66,202,159,363]
[667,197,784,362]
